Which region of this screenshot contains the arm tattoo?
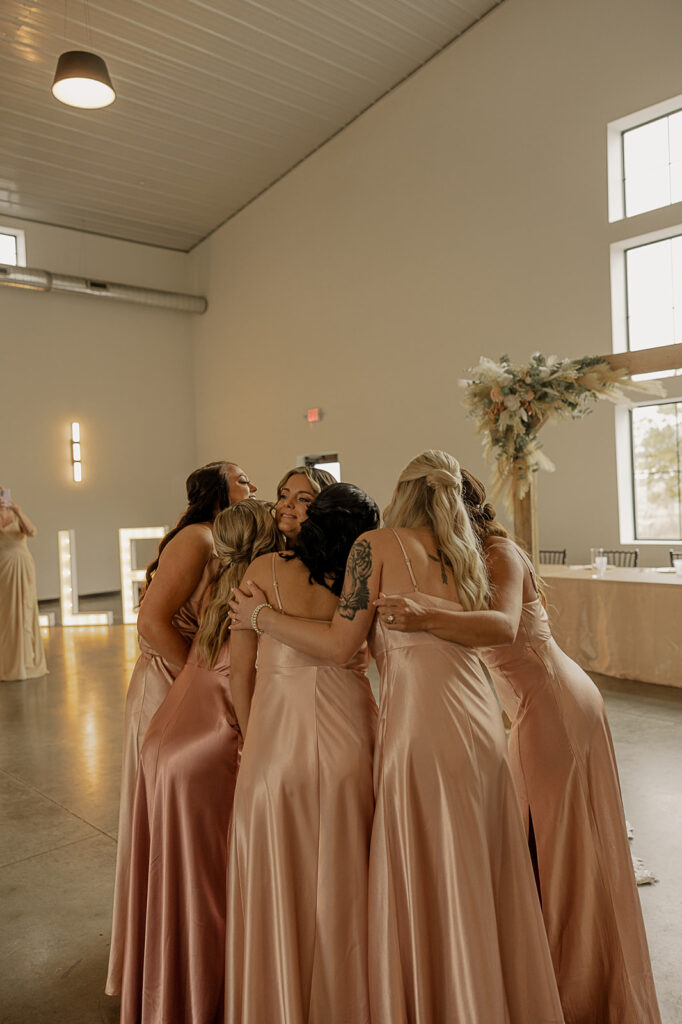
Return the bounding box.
[338,539,373,620]
[428,550,449,584]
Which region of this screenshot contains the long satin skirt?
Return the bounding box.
[487,636,661,1024]
[225,640,377,1024]
[368,627,564,1024]
[106,646,179,995]
[120,646,239,1024]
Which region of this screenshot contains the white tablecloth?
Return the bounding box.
[541,565,682,688]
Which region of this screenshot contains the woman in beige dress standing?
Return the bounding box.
[0,488,46,681]
[231,452,564,1024]
[226,483,380,1024]
[375,469,661,1024]
[106,460,256,997]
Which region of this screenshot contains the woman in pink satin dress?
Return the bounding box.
[106,461,257,997]
[226,483,380,1024]
[273,465,336,547]
[119,499,281,1024]
[231,452,564,1024]
[375,469,661,1024]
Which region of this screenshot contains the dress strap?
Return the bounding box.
[271,553,284,611]
[391,529,419,591]
[487,536,540,598]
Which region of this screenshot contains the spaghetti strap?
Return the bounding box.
[271,554,284,611]
[391,529,419,591]
[487,537,540,598]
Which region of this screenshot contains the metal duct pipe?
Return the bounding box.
[0,263,207,314]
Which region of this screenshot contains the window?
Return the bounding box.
[623,110,682,217]
[0,226,26,266]
[609,96,682,542]
[299,452,341,482]
[630,401,682,540]
[607,92,682,222]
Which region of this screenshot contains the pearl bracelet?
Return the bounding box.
[251,602,272,636]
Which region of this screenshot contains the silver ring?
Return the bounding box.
[386,614,395,624]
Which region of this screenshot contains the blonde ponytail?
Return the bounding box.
[383,450,489,611]
[194,499,283,668]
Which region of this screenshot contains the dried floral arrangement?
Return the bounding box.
[461,353,663,507]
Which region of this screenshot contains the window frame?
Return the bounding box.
[621,397,682,543]
[607,92,682,222]
[0,225,27,267]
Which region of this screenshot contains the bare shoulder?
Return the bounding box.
[484,537,524,576]
[243,552,278,586]
[161,523,213,563]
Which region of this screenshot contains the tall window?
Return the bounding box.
[609,97,682,543]
[0,227,26,266]
[631,401,682,540]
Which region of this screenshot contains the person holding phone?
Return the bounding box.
[0,487,47,681]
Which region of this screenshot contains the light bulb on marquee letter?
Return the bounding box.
[119,527,167,625]
[58,529,113,626]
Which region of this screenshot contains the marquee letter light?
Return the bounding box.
[39,612,56,628]
[58,529,113,626]
[118,527,167,625]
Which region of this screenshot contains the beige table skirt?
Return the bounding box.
[542,567,682,688]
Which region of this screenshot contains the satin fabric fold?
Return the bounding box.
[368,618,565,1024]
[481,539,661,1024]
[0,518,46,681]
[106,556,217,996]
[225,637,377,1024]
[120,638,240,1024]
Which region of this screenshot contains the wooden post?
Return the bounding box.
[512,472,539,566]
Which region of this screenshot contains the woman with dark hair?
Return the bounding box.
[106,460,256,997]
[273,465,337,546]
[119,500,281,1024]
[375,470,661,1024]
[231,452,564,1024]
[225,483,380,1024]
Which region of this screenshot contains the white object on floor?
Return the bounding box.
[632,853,658,886]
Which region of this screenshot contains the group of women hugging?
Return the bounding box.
[105,451,661,1024]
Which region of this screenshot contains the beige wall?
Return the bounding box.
[190,0,682,567]
[0,217,198,598]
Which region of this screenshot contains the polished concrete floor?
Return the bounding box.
[1,624,681,1024]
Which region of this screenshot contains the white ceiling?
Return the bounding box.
[0,0,502,251]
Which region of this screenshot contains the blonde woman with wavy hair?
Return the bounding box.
[231,451,564,1024]
[118,499,281,1024]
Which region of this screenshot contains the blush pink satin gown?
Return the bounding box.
[106,555,217,996]
[120,636,240,1024]
[368,530,564,1024]
[225,555,378,1024]
[480,538,661,1024]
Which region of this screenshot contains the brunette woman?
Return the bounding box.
[106,460,256,996]
[119,499,281,1024]
[226,484,379,1024]
[375,470,661,1024]
[231,452,564,1024]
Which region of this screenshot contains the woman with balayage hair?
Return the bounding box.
[106,460,256,997]
[225,483,379,1024]
[375,469,661,1024]
[273,465,337,546]
[231,451,564,1024]
[119,499,281,1024]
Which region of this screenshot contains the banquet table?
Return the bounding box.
[541,564,682,688]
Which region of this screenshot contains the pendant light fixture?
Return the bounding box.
[52,50,116,108]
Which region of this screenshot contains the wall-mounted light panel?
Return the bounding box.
[71,421,82,482]
[58,529,113,625]
[119,527,167,624]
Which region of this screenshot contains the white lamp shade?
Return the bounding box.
[52,51,115,109]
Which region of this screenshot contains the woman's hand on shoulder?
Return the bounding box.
[229,579,270,631]
[374,592,455,631]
